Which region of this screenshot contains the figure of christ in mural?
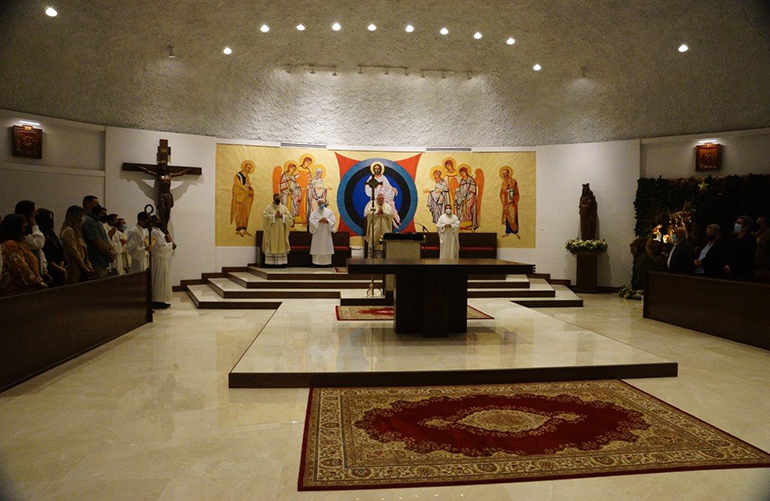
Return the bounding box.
[306,167,332,217]
[424,168,450,224]
[279,161,302,227]
[364,161,401,229]
[230,160,255,237]
[364,193,395,257]
[455,165,480,231]
[500,166,521,239]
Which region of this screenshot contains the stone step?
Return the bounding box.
[511,285,584,308]
[247,266,372,281]
[228,272,381,289]
[184,285,281,310]
[207,278,341,299]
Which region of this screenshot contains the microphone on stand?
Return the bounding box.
[417,224,431,233]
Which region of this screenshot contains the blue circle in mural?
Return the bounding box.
[337,158,418,236]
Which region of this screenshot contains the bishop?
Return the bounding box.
[262,194,292,267]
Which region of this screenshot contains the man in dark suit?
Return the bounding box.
[667,228,695,274]
[695,224,728,278]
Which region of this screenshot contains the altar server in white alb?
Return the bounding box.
[262,194,292,267]
[150,215,175,309]
[437,204,460,260]
[126,212,151,273]
[308,200,337,267]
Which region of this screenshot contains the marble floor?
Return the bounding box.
[1,294,768,500]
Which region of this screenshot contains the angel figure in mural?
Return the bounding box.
[442,157,461,209]
[499,166,520,239]
[276,160,302,227]
[295,154,314,227]
[455,165,484,231]
[307,165,332,215]
[364,161,400,229]
[424,167,450,224]
[230,160,256,237]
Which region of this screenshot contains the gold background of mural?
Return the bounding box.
[216,144,536,249]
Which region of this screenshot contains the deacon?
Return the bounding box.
[126,212,151,273]
[308,200,336,267]
[364,193,394,258]
[149,215,175,309]
[262,193,292,267]
[437,204,460,260]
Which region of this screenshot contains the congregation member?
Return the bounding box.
[37,208,68,286]
[365,192,394,258]
[262,194,292,267]
[695,224,727,278]
[437,204,460,260]
[755,216,770,272]
[0,214,47,296]
[634,238,668,289]
[82,202,114,279]
[150,215,175,309]
[60,205,93,283]
[107,213,128,275]
[126,212,151,273]
[666,228,695,274]
[308,199,336,267]
[14,200,47,278]
[724,215,756,279]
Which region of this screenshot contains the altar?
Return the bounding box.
[347,258,535,337]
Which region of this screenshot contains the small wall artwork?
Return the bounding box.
[11,125,43,159]
[695,143,720,172]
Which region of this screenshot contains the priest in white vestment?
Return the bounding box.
[437,205,460,260]
[364,193,395,258]
[262,194,292,267]
[126,212,150,273]
[308,200,336,267]
[150,217,175,308]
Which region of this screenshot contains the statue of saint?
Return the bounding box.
[579,183,598,240]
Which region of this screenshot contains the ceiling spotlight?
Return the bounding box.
[678,44,689,53]
[405,24,414,33]
[310,66,316,74]
[421,70,425,78]
[223,47,233,55]
[167,44,176,59]
[473,32,482,40]
[45,6,58,17]
[260,24,270,33]
[368,24,377,31]
[467,71,472,80]
[442,71,446,79]
[358,65,363,74]
[533,64,542,71]
[332,67,337,76]
[440,27,449,35]
[332,22,341,31]
[506,37,515,45]
[296,23,306,31]
[384,67,389,75]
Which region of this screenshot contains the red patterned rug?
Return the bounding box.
[336,305,494,321]
[299,380,770,490]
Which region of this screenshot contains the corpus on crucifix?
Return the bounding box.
[122,139,202,231]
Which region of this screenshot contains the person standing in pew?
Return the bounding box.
[695,224,727,278]
[60,205,93,284]
[755,216,770,272]
[82,204,114,280]
[725,215,755,279]
[126,212,151,273]
[666,228,695,274]
[0,214,47,296]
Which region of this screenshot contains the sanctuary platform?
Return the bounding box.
[228,297,677,388]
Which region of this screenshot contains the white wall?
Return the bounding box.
[104,127,217,286]
[641,128,770,178]
[0,109,105,225]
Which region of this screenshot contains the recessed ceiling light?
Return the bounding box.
[45,6,57,17]
[440,27,449,35]
[678,44,689,53]
[405,24,414,33]
[168,44,176,58]
[506,37,515,45]
[533,64,542,71]
[260,24,270,33]
[473,32,482,40]
[332,22,341,31]
[223,47,233,55]
[296,23,306,31]
[368,23,377,31]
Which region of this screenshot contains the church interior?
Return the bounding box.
[1,1,769,499]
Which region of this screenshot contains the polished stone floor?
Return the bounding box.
[1,294,768,500]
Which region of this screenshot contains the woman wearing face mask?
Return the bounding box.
[724,215,756,279]
[694,224,728,278]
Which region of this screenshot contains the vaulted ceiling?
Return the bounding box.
[1,0,768,146]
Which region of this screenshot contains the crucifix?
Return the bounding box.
[122,139,202,231]
[364,175,383,297]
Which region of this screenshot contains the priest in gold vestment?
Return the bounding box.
[262,194,292,267]
[364,193,394,258]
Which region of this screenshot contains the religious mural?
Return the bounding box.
[215,145,536,248]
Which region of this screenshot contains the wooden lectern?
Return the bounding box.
[382,233,425,296]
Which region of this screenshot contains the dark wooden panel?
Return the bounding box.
[0,272,152,393]
[644,272,770,350]
[348,258,534,275]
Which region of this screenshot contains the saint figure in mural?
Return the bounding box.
[279,161,302,227]
[308,199,336,267]
[437,205,460,259]
[443,157,461,209]
[425,168,450,224]
[230,160,255,237]
[500,166,520,238]
[364,193,394,257]
[307,166,332,216]
[296,154,314,227]
[364,161,401,229]
[455,165,483,231]
[262,194,292,267]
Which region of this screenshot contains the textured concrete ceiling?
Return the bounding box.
[0,0,769,146]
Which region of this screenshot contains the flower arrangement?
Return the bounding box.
[565,239,608,253]
[618,285,643,300]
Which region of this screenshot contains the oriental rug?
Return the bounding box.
[335,305,494,321]
[298,380,770,490]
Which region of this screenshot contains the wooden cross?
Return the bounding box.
[121,139,202,176]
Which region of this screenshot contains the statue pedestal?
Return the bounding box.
[573,251,599,293]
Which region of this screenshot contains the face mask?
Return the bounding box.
[318,205,325,211]
[672,235,679,244]
[734,223,743,233]
[706,234,716,241]
[445,210,452,215]
[273,199,280,205]
[120,225,127,232]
